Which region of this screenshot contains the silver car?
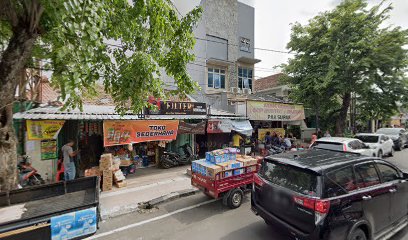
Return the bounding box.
[355,133,394,158]
[311,137,375,156]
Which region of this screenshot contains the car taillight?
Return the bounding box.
[293,196,330,214]
[253,174,264,187]
[343,144,348,151]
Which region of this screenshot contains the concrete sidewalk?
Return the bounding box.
[100,165,196,220]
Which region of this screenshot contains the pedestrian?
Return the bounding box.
[324,130,331,137]
[264,131,272,148]
[61,139,80,181]
[317,128,323,138]
[271,132,280,146]
[309,133,318,148]
[233,133,243,148]
[283,135,292,150]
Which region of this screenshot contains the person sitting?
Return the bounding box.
[283,135,292,150]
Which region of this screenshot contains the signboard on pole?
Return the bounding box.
[103,120,179,146]
[246,101,305,121]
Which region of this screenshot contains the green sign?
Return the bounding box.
[41,140,57,160]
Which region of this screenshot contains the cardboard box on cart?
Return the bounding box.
[206,164,223,180]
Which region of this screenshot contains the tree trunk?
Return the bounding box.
[335,93,351,136]
[0,28,38,191]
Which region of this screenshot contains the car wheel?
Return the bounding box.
[389,147,394,157]
[227,188,243,209]
[378,150,383,158]
[348,228,367,240]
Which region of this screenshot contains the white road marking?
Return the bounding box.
[88,198,218,239]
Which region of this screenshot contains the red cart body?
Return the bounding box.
[191,164,259,199]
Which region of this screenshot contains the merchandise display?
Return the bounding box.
[192,148,257,179]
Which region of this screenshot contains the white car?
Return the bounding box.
[311,137,375,156]
[355,133,394,158]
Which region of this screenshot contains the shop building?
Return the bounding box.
[13,101,208,182]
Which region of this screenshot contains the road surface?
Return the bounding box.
[92,149,408,240]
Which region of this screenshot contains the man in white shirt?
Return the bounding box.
[61,139,79,181]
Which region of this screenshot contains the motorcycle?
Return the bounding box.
[18,155,45,187]
[160,143,197,169]
[267,145,286,155]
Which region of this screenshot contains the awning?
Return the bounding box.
[230,120,253,136]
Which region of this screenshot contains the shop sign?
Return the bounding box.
[258,128,285,141]
[51,207,97,240]
[207,119,232,133]
[146,101,207,115]
[41,139,57,160]
[247,101,305,121]
[103,120,179,146]
[178,121,206,134]
[27,120,65,140]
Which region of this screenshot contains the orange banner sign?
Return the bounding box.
[103,120,179,146]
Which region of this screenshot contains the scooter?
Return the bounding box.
[267,145,285,155]
[18,155,45,187]
[160,144,197,169]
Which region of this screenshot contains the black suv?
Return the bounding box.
[251,149,408,240]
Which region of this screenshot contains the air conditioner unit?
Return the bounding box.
[230,87,238,94]
[243,88,251,95]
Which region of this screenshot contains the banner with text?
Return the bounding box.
[103,120,179,146]
[27,120,65,140]
[247,101,305,121]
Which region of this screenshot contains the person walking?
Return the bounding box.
[324,130,331,137]
[62,139,80,181]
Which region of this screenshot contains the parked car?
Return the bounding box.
[355,133,394,158]
[376,128,408,151]
[310,137,375,156]
[251,149,408,240]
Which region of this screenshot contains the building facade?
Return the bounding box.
[170,0,260,114]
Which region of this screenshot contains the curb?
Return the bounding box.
[100,188,199,220]
[139,188,200,209]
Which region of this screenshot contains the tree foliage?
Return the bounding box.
[0,0,201,191]
[0,0,202,113]
[283,0,408,135]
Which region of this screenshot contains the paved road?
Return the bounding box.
[92,149,408,240]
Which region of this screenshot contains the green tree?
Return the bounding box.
[0,0,201,191]
[283,0,408,136]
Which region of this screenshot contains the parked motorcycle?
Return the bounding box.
[160,144,197,169]
[18,155,45,187]
[267,145,285,155]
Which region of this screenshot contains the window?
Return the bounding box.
[377,164,400,182]
[325,167,357,197]
[356,135,379,143]
[312,141,344,151]
[349,140,363,150]
[355,163,381,188]
[259,161,318,196]
[208,67,226,89]
[238,67,253,90]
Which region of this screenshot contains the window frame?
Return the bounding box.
[353,161,382,189]
[207,67,226,89]
[324,165,358,197]
[374,162,401,183]
[238,66,253,90]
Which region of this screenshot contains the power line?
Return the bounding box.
[194,37,292,54]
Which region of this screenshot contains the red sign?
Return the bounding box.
[103,120,179,146]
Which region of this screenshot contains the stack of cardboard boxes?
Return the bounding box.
[99,153,127,191]
[192,148,258,180]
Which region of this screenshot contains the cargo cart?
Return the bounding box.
[191,164,259,209]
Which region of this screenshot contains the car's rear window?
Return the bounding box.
[356,135,378,143]
[312,141,343,151]
[259,160,319,197]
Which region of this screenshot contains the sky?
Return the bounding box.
[173,0,408,78]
